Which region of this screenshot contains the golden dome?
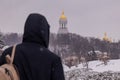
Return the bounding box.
[60,11,67,20]
[103,32,112,43]
[103,32,109,41]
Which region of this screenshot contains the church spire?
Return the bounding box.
[58,11,68,34]
[59,11,67,28]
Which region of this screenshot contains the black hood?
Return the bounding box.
[22,13,50,48]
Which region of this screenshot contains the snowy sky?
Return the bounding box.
[0,0,120,41]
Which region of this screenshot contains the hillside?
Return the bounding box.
[50,33,120,60]
[1,32,120,60]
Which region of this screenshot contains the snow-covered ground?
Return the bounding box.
[63,59,120,80]
[63,59,120,72]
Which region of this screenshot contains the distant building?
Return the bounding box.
[56,11,70,59]
[58,11,68,34]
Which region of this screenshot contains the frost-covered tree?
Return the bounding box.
[98,52,110,65]
[0,31,4,48]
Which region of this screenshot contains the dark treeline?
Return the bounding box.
[50,33,120,60]
[0,32,120,60]
[2,33,22,46]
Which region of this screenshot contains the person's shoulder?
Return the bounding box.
[45,48,60,60]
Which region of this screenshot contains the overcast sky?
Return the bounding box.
[0,0,120,41]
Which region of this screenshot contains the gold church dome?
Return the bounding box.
[103,32,112,43]
[60,11,67,20]
[103,32,108,41]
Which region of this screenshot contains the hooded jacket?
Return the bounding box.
[0,13,65,80]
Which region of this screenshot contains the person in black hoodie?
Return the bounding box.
[0,13,65,80]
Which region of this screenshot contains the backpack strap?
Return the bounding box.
[10,45,17,64]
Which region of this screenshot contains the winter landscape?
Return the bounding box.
[1,0,120,80]
[0,32,120,80]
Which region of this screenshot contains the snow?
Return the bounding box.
[90,60,120,72]
[63,59,120,72]
[63,64,70,71]
[63,59,120,80]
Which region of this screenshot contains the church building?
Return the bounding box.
[58,11,69,34]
